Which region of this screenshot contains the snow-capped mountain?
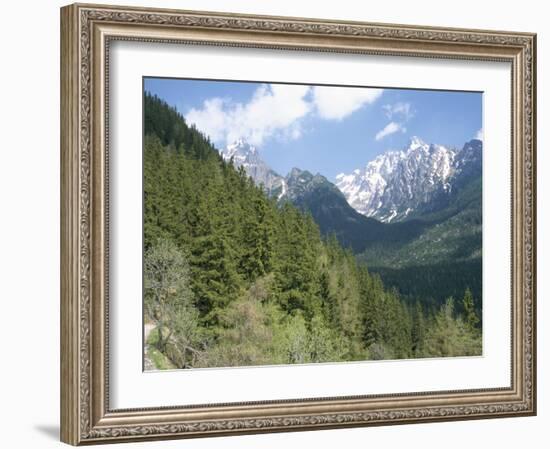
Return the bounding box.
[221,139,287,199]
[335,137,482,222]
[222,136,481,225]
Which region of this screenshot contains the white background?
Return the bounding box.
[0,0,546,448]
[110,43,511,408]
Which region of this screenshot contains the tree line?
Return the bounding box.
[143,92,482,369]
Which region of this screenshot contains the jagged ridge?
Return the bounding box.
[335,137,482,223]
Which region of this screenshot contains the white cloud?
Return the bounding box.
[186,83,383,146]
[186,84,311,146]
[375,121,406,141]
[382,102,414,120]
[312,86,383,120]
[185,97,229,143]
[375,102,413,142]
[475,128,483,141]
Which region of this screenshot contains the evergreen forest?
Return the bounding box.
[143,92,482,369]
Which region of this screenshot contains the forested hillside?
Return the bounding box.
[219,136,482,312]
[360,174,482,310]
[143,92,482,369]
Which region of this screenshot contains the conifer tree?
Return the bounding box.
[239,190,274,280]
[189,181,240,325]
[411,301,426,356]
[462,287,479,330]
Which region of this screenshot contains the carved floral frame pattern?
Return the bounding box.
[61,3,536,445]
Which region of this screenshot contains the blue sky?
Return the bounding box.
[144,77,482,181]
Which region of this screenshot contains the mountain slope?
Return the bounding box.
[359,174,481,266]
[282,168,386,251]
[281,167,437,253]
[359,172,482,304]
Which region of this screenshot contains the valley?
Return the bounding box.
[221,136,482,310]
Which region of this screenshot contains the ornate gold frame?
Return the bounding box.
[60,3,537,445]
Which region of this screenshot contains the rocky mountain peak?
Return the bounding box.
[221,139,287,199]
[407,136,428,152]
[222,139,259,164]
[335,138,481,222]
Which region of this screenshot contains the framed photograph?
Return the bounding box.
[60,3,537,445]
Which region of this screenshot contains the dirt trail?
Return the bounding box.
[143,323,156,371]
